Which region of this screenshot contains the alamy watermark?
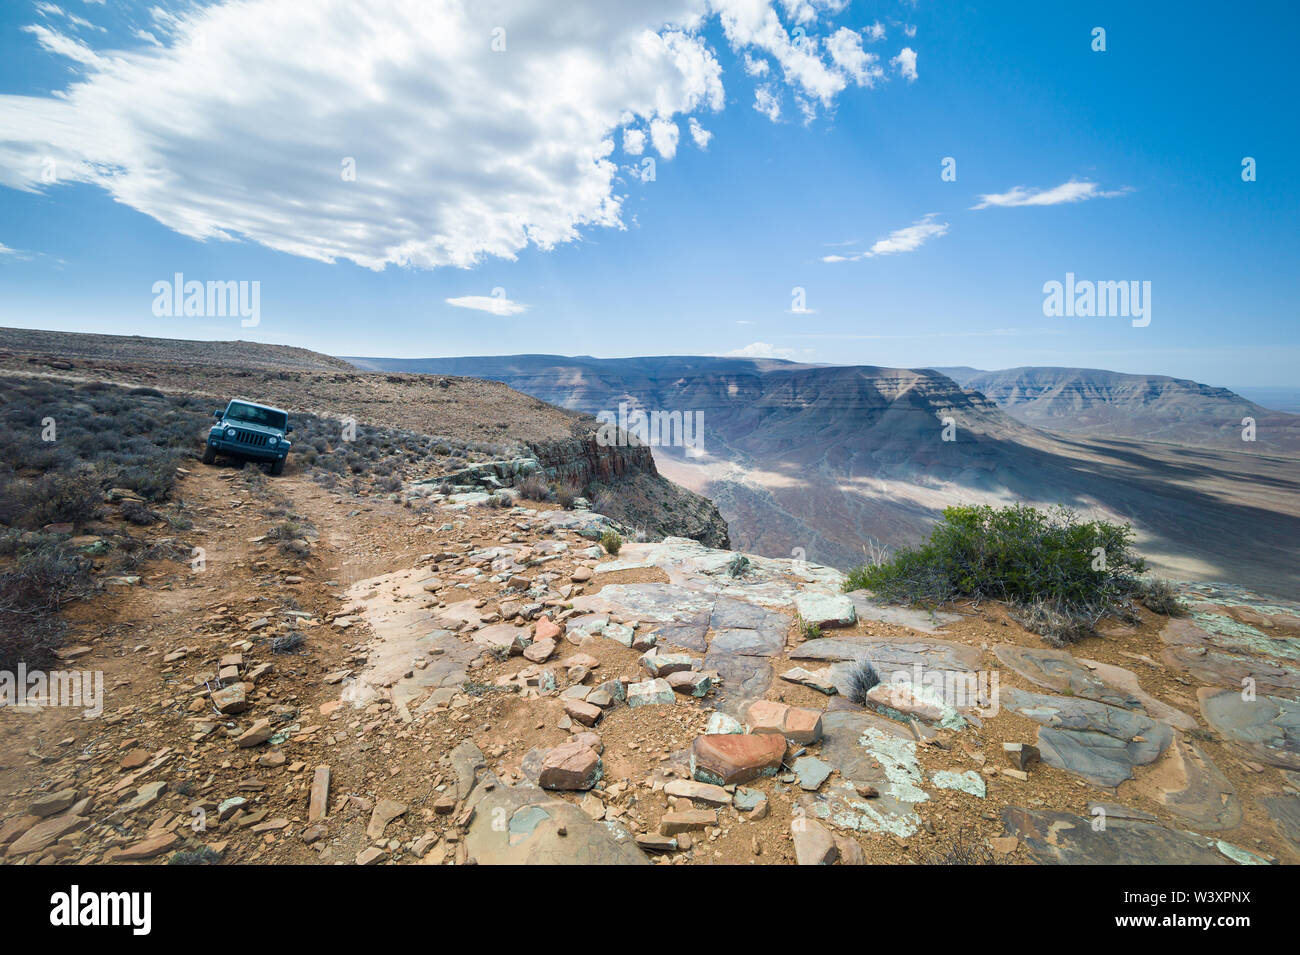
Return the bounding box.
[596,402,704,456]
[1042,272,1150,327]
[151,273,260,327]
[1,664,103,717]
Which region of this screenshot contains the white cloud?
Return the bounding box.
[649,117,680,158]
[622,127,647,156]
[903,24,917,38]
[891,47,918,82]
[971,179,1131,210]
[754,85,782,121]
[445,294,528,316]
[742,52,769,76]
[1,0,919,269]
[821,213,949,262]
[865,20,886,42]
[826,27,883,87]
[688,116,712,149]
[724,341,794,358]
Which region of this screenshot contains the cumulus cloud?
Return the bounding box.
[891,47,918,82]
[754,85,782,120]
[821,213,949,262]
[623,128,647,156]
[724,341,794,358]
[445,294,528,316]
[688,117,712,149]
[865,20,886,42]
[971,179,1131,210]
[1,0,920,270]
[826,27,883,87]
[649,117,680,159]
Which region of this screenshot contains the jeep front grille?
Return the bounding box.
[234,429,270,447]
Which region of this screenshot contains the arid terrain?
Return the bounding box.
[0,332,1298,867]
[346,354,1300,599]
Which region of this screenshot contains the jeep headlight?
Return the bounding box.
[225,427,236,438]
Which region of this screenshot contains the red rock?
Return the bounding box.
[564,699,603,727]
[691,733,786,786]
[538,740,602,790]
[534,616,563,642]
[745,700,823,744]
[308,766,331,822]
[659,809,717,835]
[523,638,556,663]
[6,813,84,856]
[111,830,180,861]
[119,748,150,770]
[792,817,839,865]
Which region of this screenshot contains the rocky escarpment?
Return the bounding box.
[430,427,730,549]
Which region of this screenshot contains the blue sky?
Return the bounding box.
[1,0,1297,387]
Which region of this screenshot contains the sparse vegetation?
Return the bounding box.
[845,504,1152,646]
[727,553,751,578]
[599,529,623,556]
[1136,577,1188,617]
[796,613,821,640]
[843,658,880,703]
[270,631,304,654]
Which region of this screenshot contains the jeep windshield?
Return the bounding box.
[225,402,287,430]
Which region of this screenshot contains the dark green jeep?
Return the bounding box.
[202,399,293,475]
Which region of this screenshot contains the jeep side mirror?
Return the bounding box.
[213,410,222,418]
[286,425,294,433]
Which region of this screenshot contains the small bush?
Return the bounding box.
[0,540,92,670]
[119,499,157,526]
[1137,577,1188,617]
[843,659,880,703]
[845,504,1148,645]
[727,554,751,578]
[169,847,222,865]
[516,473,550,501]
[599,530,622,556]
[270,632,304,654]
[553,483,576,510]
[797,614,822,640]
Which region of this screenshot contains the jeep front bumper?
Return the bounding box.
[207,436,288,461]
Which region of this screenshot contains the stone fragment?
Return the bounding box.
[792,816,839,864]
[538,741,602,791]
[626,678,675,707]
[660,809,716,835]
[691,733,786,786]
[366,799,407,840]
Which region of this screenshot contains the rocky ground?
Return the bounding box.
[1,452,1298,866]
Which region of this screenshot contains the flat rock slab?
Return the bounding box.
[1163,645,1300,697]
[450,740,487,799]
[1001,806,1268,865]
[1260,795,1300,852]
[846,592,961,632]
[465,776,647,865]
[344,569,480,709]
[792,636,981,673]
[1001,688,1173,787]
[1198,688,1300,770]
[794,591,856,628]
[1140,736,1241,831]
[709,627,785,658]
[806,710,928,838]
[994,645,1141,709]
[702,651,773,716]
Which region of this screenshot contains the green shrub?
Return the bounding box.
[845,504,1149,646]
[727,554,751,578]
[599,530,622,556]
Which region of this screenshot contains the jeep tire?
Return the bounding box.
[269,459,285,476]
[201,445,216,465]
